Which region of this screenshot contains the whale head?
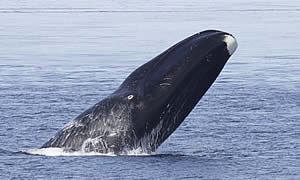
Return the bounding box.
[111,30,238,152]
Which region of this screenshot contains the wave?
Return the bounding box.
[0,148,23,156]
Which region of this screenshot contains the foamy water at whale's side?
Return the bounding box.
[23,147,150,156]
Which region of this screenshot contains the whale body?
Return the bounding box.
[41,30,238,154]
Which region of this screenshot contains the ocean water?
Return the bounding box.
[0,0,299,179]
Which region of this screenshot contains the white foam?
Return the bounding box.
[23,148,116,156]
[22,147,150,156]
[125,147,150,156]
[223,35,238,55]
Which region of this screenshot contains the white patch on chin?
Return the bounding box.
[223,35,238,55]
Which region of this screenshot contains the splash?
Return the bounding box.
[22,147,150,156]
[22,147,115,156]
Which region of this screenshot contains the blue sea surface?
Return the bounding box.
[0,0,299,179]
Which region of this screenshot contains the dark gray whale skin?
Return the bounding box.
[41,30,237,154]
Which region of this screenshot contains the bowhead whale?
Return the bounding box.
[41,30,238,154]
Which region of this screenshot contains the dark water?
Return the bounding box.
[0,0,299,179]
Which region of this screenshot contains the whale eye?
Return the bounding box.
[127,95,134,100]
